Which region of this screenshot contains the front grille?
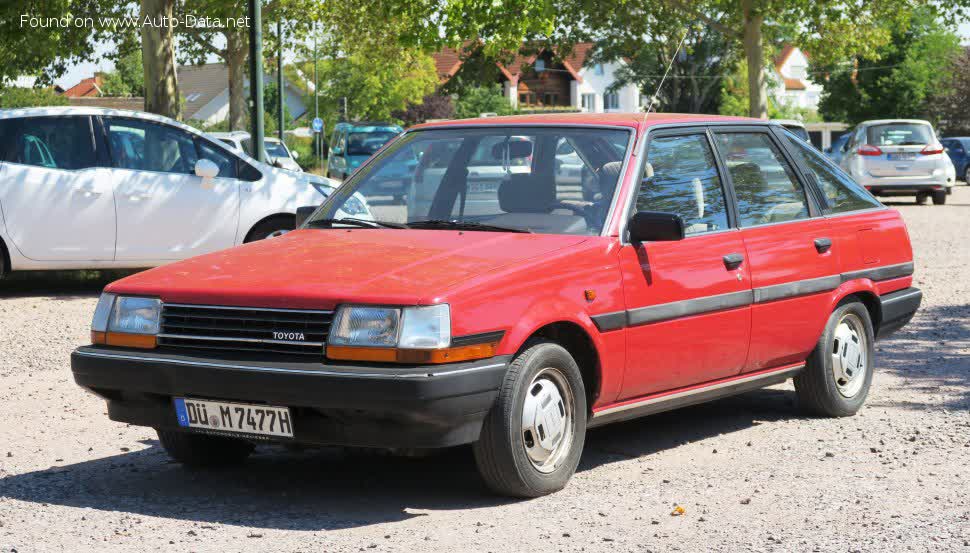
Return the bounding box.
[158,303,333,356]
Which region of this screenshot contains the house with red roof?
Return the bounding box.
[771,45,822,111]
[62,74,104,98]
[433,42,643,113]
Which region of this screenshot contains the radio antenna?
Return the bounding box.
[642,29,690,126]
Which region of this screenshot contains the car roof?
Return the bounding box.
[411,112,758,133]
[0,106,214,137]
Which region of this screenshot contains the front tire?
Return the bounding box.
[245,215,295,243]
[932,190,947,205]
[794,300,875,417]
[473,341,587,498]
[157,429,254,467]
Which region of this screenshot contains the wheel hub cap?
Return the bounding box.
[521,369,574,473]
[831,314,867,397]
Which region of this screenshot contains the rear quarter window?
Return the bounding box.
[783,131,881,214]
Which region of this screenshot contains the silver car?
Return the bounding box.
[839,119,955,205]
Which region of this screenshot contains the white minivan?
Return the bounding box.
[0,107,351,276]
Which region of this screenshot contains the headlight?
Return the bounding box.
[90,294,160,349]
[340,194,367,215]
[328,304,489,364]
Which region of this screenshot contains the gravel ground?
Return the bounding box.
[1,187,968,552]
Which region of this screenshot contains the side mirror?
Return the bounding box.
[295,206,317,228]
[195,158,219,178]
[272,158,284,168]
[628,211,685,243]
[291,150,300,159]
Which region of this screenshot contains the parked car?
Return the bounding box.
[72,113,920,498]
[773,119,810,142]
[825,132,851,165]
[210,131,302,172]
[326,122,404,181]
[941,137,970,184]
[0,107,348,277]
[839,119,955,204]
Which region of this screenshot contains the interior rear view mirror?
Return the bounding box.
[628,211,685,243]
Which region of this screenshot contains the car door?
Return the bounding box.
[0,115,115,261]
[616,128,752,400]
[712,127,840,373]
[101,117,240,261]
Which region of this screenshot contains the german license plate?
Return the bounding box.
[174,398,294,437]
[888,152,916,161]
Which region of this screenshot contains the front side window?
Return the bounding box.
[783,132,881,214]
[638,134,729,235]
[716,132,809,227]
[195,138,238,179]
[105,118,198,175]
[312,127,632,236]
[2,116,96,170]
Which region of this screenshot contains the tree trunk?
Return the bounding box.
[741,0,767,119]
[225,27,248,131]
[140,0,180,119]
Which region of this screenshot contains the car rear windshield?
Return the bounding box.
[866,123,933,146]
[346,132,400,155]
[264,141,289,158]
[312,126,632,235]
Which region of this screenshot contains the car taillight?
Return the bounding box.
[920,144,944,155]
[857,144,883,156]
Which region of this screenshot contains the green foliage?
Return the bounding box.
[0,0,101,83]
[100,48,144,96]
[818,10,962,124]
[928,48,970,136]
[0,87,69,108]
[454,85,515,119]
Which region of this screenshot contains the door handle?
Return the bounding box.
[723,253,744,270]
[814,238,833,253]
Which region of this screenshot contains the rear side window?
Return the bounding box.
[638,134,729,235]
[1,116,96,170]
[783,132,881,214]
[866,123,933,146]
[715,132,809,227]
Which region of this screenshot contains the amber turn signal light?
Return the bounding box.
[92,331,157,349]
[327,341,499,364]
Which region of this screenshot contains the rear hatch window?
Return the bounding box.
[866,123,933,147]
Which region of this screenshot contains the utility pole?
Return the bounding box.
[277,18,284,142]
[313,24,320,170]
[248,0,265,162]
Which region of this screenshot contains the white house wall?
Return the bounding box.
[575,61,641,113]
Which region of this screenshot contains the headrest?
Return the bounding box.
[491,139,533,161]
[498,174,554,213]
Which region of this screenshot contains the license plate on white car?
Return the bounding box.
[174,398,294,438]
[888,152,916,161]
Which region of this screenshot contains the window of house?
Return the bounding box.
[581,93,596,111]
[604,93,619,110]
[715,132,809,226]
[789,64,807,80]
[543,92,559,105]
[638,134,729,235]
[518,92,537,105]
[594,64,604,76]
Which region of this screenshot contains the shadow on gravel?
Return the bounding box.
[871,303,970,411]
[0,388,803,529]
[0,270,141,299]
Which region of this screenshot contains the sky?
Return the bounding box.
[54,21,970,90]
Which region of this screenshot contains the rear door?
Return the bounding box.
[102,116,239,261]
[712,126,840,372]
[0,115,115,261]
[617,128,752,399]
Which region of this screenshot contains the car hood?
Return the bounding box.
[108,229,586,309]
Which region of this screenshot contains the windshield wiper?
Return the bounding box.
[306,218,406,229]
[406,220,532,233]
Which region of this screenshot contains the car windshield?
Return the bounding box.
[867,123,933,146]
[346,132,399,155]
[311,126,632,235]
[264,141,289,158]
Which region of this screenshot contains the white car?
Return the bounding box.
[0,107,351,276]
[839,119,955,205]
[210,131,303,172]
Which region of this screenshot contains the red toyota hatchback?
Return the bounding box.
[72,114,921,497]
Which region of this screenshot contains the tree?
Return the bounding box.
[140,0,180,118]
[0,88,69,108]
[929,47,970,136]
[100,48,145,96]
[818,10,962,125]
[0,0,101,85]
[393,94,456,127]
[454,85,515,119]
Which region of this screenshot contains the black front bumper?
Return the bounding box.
[877,287,922,339]
[72,346,510,448]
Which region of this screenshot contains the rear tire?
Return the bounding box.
[245,215,295,243]
[157,429,254,467]
[932,190,947,205]
[473,341,587,498]
[964,167,970,185]
[915,192,929,205]
[794,300,875,417]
